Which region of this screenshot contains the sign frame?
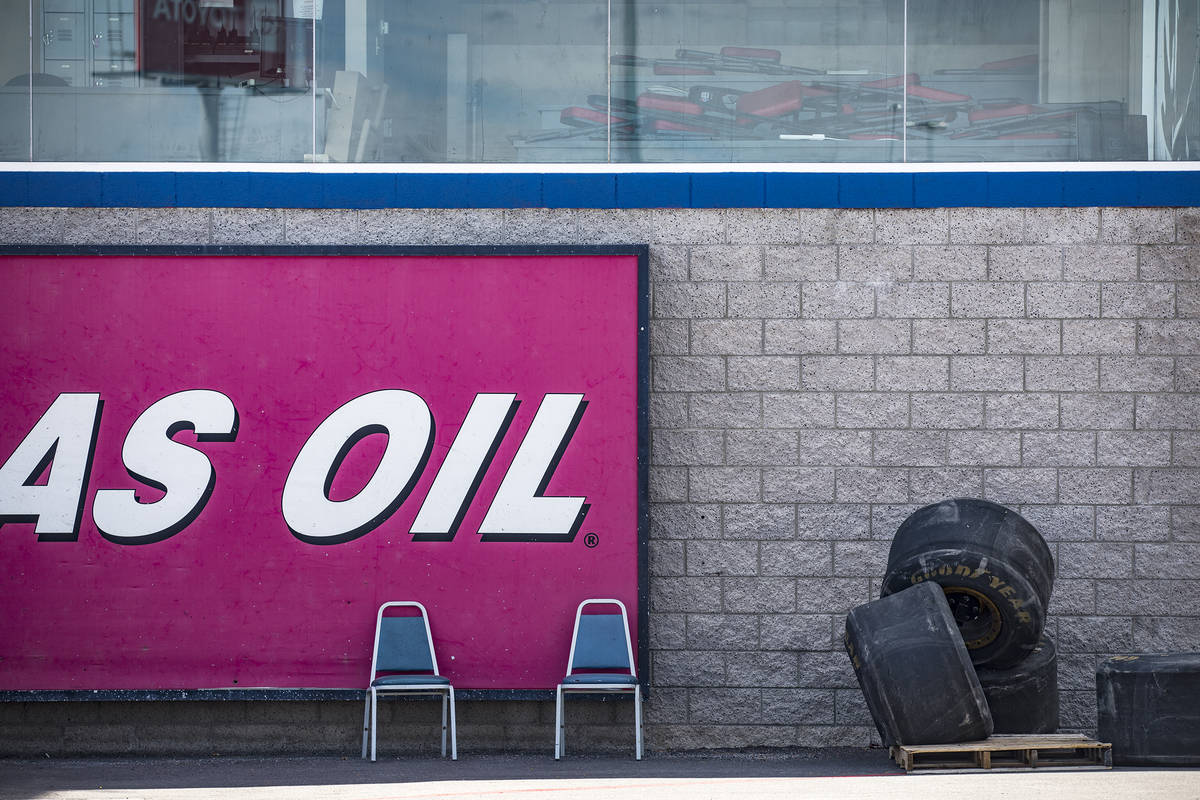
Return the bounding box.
[0,244,650,701]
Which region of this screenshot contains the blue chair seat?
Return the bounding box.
[372,674,451,687]
[562,673,638,685]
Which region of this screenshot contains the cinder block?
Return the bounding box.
[574,208,651,244]
[1025,356,1100,392]
[838,245,913,282]
[832,539,891,576]
[0,208,69,244]
[798,208,874,244]
[765,246,836,280]
[648,245,689,281]
[1101,283,1175,318]
[834,467,908,503]
[873,431,946,466]
[1133,617,1200,651]
[1138,245,1199,280]
[911,393,985,429]
[795,504,871,540]
[1021,432,1096,466]
[797,430,873,466]
[1025,208,1100,243]
[726,429,798,466]
[728,282,802,318]
[651,320,689,355]
[1179,208,1200,243]
[137,207,212,244]
[1135,395,1200,430]
[650,503,721,540]
[802,282,875,319]
[1058,615,1133,652]
[875,282,950,318]
[497,208,581,245]
[690,393,761,428]
[877,356,949,392]
[1138,320,1200,355]
[1179,284,1200,317]
[988,245,1063,280]
[1027,282,1101,319]
[723,503,797,540]
[983,467,1058,503]
[912,246,988,281]
[761,467,836,502]
[948,431,1021,465]
[949,208,1024,245]
[687,542,760,576]
[764,320,837,354]
[723,578,798,615]
[650,578,724,613]
[1096,506,1171,541]
[648,210,725,245]
[63,208,138,244]
[796,650,861,687]
[1063,321,1137,354]
[759,542,834,577]
[1061,393,1133,430]
[987,320,1062,354]
[1063,245,1139,280]
[762,393,836,428]
[652,651,726,687]
[874,208,949,245]
[759,688,837,724]
[1047,579,1096,615]
[1173,433,1200,466]
[1180,358,1200,391]
[986,393,1059,430]
[650,467,688,501]
[1096,580,1199,616]
[653,281,726,319]
[728,356,800,390]
[835,393,909,429]
[838,319,911,354]
[691,320,762,355]
[1018,504,1096,541]
[912,319,986,354]
[1059,542,1134,578]
[1099,357,1174,391]
[1100,207,1176,244]
[796,578,872,616]
[802,356,874,390]
[1135,542,1200,579]
[951,282,1025,318]
[653,356,725,391]
[649,541,686,576]
[951,356,1024,391]
[724,209,802,245]
[908,467,985,503]
[1059,468,1134,504]
[687,688,763,723]
[689,467,761,502]
[652,429,724,466]
[691,246,763,280]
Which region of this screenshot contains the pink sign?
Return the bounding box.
[0,249,646,691]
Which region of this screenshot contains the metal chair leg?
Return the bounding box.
[361,691,371,759]
[449,686,457,760]
[635,685,643,760]
[370,689,378,762]
[554,686,564,759]
[441,693,448,757]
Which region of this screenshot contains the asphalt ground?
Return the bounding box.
[1,752,1197,800]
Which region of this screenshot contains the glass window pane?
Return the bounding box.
[906,0,1160,162]
[608,0,905,163]
[32,0,318,162]
[1155,0,1200,160]
[0,1,32,161]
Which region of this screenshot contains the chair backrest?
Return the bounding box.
[566,599,635,676]
[370,601,438,678]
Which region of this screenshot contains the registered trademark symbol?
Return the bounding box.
[584,532,599,548]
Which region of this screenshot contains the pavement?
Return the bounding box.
[1,751,1198,800]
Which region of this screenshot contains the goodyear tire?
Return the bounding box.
[1098,653,1200,766]
[844,581,993,747]
[881,498,1054,670]
[976,636,1058,734]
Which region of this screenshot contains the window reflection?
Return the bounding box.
[1,0,1197,162]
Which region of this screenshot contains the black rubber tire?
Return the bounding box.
[975,636,1059,734]
[844,581,993,747]
[1097,653,1200,766]
[881,498,1055,669]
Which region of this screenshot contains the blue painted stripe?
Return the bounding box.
[7,170,1200,209]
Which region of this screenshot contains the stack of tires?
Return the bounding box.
[845,498,1059,746]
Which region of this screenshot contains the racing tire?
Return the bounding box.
[881,498,1055,670]
[1098,653,1200,766]
[975,636,1059,734]
[844,581,993,748]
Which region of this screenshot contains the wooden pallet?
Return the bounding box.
[891,734,1113,773]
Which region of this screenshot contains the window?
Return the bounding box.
[2,0,1196,163]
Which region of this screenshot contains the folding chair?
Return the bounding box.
[361,601,457,761]
[555,598,642,760]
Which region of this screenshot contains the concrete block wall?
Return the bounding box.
[2,205,1199,755]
